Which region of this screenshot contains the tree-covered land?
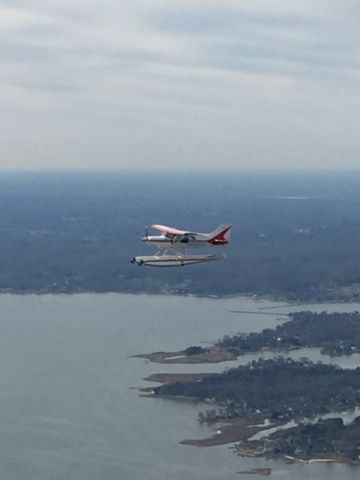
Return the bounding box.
[154,358,360,421]
[239,417,360,462]
[218,311,360,357]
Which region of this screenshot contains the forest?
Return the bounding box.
[218,311,360,356]
[153,358,360,420]
[240,416,360,461]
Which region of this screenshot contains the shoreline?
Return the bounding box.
[140,374,284,447]
[0,289,358,305]
[140,366,360,466]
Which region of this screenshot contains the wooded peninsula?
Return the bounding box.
[144,311,360,464]
[139,310,360,363]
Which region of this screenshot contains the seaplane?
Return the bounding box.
[131,223,232,267]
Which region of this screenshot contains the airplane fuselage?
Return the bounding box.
[142,235,229,249]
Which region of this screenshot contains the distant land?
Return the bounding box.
[2,170,360,300]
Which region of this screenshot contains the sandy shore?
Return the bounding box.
[283,453,360,465]
[143,372,217,384]
[181,416,284,447]
[134,347,236,364]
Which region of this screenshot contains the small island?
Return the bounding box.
[238,467,272,476]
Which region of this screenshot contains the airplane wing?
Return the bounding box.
[151,224,191,236]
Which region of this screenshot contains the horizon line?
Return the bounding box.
[0,167,360,174]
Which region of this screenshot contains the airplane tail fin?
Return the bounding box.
[208,224,232,245]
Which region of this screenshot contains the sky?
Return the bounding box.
[1,0,360,170]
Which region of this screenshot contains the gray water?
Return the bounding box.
[0,294,359,480]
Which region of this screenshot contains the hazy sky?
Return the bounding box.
[1,0,360,170]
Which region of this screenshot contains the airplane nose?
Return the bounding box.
[141,236,148,242]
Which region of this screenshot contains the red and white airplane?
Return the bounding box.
[131,224,232,267]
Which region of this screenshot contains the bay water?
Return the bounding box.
[0,293,359,479]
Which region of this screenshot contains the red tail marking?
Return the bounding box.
[208,226,231,245]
